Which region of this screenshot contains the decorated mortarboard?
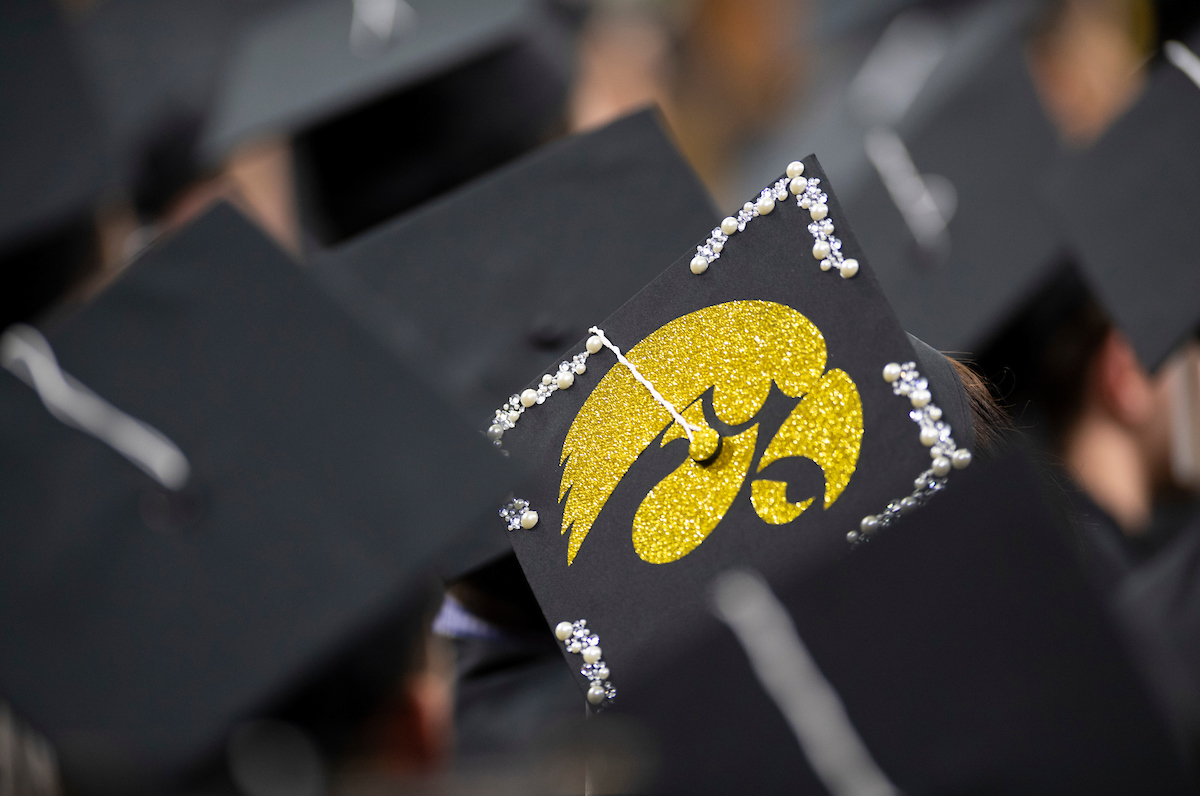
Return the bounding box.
[1048,30,1200,372]
[604,454,1193,794]
[843,28,1066,354]
[482,154,978,711]
[1,0,115,326]
[0,203,509,792]
[205,0,573,242]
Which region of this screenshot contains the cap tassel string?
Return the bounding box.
[586,327,700,446]
[0,324,191,491]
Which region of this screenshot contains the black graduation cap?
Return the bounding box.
[606,454,1193,794]
[0,204,509,792]
[844,28,1066,354]
[1,0,115,326]
[481,155,979,713]
[204,0,574,243]
[1048,29,1200,371]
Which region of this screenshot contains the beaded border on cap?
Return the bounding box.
[487,346,598,445]
[554,619,616,705]
[848,361,972,544]
[689,161,859,279]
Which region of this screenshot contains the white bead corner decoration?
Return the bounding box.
[499,497,538,531]
[554,619,616,706]
[848,361,972,544]
[689,160,859,280]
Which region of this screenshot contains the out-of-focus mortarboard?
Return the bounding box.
[1048,30,1200,371]
[845,30,1066,354]
[477,155,979,714]
[206,0,574,243]
[1,0,114,326]
[607,454,1193,794]
[314,110,717,573]
[0,204,509,792]
[316,110,717,424]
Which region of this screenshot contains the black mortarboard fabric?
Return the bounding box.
[603,454,1193,794]
[0,204,509,793]
[1,0,114,326]
[1048,29,1200,371]
[482,154,981,716]
[843,30,1066,354]
[313,110,717,574]
[205,0,574,244]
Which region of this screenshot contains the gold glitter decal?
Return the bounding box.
[752,367,863,522]
[634,424,760,563]
[750,480,814,525]
[559,301,862,565]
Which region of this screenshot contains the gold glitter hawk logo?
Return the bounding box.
[559,301,863,565]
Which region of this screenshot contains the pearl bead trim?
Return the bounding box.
[847,361,972,544]
[487,344,597,446]
[554,619,616,705]
[690,160,859,280]
[499,497,539,531]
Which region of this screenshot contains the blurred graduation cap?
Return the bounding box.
[1,0,114,328]
[0,204,509,792]
[1048,29,1200,372]
[315,110,718,425]
[481,155,979,713]
[205,0,575,244]
[608,454,1194,794]
[312,110,717,574]
[844,28,1066,354]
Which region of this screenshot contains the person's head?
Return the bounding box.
[986,264,1199,532]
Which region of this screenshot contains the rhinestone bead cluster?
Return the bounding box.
[689,161,859,280]
[554,619,616,705]
[848,361,972,544]
[499,497,538,531]
[487,339,603,446]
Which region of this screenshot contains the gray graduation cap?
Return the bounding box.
[1,0,114,327]
[843,24,1066,354]
[205,0,574,243]
[1048,30,1200,371]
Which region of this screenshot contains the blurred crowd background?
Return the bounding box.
[10,0,1197,315]
[4,0,1200,793]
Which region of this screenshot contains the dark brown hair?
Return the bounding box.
[948,357,1010,455]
